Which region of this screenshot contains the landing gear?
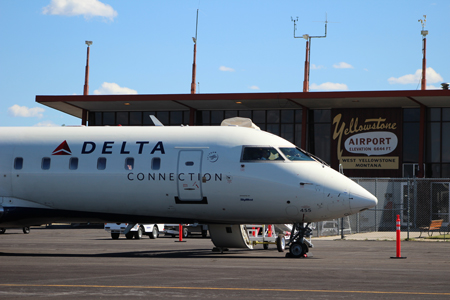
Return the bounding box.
[286,222,313,258]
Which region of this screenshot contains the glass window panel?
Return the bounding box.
[314,110,330,123]
[253,111,266,123]
[130,112,142,125]
[238,110,252,118]
[125,157,134,170]
[443,108,450,122]
[183,111,190,125]
[267,124,280,136]
[156,111,169,125]
[295,109,303,123]
[403,123,420,162]
[442,123,450,162]
[200,111,210,125]
[14,157,23,170]
[280,124,294,143]
[403,108,420,122]
[103,112,115,126]
[94,112,102,126]
[211,111,224,124]
[97,157,107,170]
[313,124,330,164]
[428,108,441,122]
[116,112,129,126]
[69,157,78,170]
[88,112,95,126]
[152,157,161,170]
[242,147,283,161]
[42,157,51,170]
[267,110,280,123]
[279,147,314,161]
[143,112,156,125]
[170,111,183,125]
[426,164,441,178]
[294,124,302,148]
[224,111,238,119]
[442,164,450,178]
[426,123,441,163]
[281,110,294,124]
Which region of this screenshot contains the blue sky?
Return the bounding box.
[1,0,449,127]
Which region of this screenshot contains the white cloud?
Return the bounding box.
[426,85,441,90]
[93,82,138,95]
[249,85,260,90]
[333,62,354,69]
[8,105,45,118]
[219,66,235,72]
[42,0,118,21]
[311,64,325,70]
[388,67,443,85]
[310,82,349,91]
[33,120,59,127]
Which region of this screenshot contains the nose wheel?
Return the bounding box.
[286,222,313,258]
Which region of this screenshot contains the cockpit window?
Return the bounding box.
[242,147,284,162]
[279,147,314,161]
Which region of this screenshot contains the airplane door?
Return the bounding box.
[177,150,204,202]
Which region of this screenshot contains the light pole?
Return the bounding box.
[190,10,198,94]
[82,41,92,125]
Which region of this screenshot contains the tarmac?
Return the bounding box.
[0,226,449,299]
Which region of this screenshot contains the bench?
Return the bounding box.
[419,219,443,237]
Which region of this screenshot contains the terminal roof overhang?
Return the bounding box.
[36,90,450,119]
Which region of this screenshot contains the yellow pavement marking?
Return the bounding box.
[0,284,449,296]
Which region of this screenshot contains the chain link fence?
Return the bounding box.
[313,178,450,239]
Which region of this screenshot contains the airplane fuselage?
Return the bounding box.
[0,125,377,227]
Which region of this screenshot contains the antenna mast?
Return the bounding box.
[418,15,428,90]
[291,14,328,92]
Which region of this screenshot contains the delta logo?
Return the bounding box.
[51,140,165,155]
[52,140,72,155]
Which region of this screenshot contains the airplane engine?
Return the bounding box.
[208,224,253,249]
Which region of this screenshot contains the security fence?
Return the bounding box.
[314,178,450,239]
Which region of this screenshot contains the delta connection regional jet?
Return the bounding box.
[0,117,377,258]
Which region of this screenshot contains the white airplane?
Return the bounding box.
[0,117,377,258]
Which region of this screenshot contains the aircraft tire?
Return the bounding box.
[289,242,307,258]
[183,227,189,238]
[149,225,158,239]
[134,226,143,239]
[23,227,30,234]
[111,232,120,239]
[276,234,285,252]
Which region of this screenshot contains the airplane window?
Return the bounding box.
[241,147,284,162]
[152,157,161,170]
[97,157,107,170]
[42,157,51,170]
[185,161,194,166]
[14,157,23,170]
[69,157,79,170]
[125,158,134,170]
[279,147,314,161]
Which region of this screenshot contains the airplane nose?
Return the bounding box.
[349,186,378,214]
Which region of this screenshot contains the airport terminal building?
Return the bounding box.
[37,89,450,179]
[36,89,450,231]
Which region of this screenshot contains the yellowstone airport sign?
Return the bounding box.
[332,108,401,173]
